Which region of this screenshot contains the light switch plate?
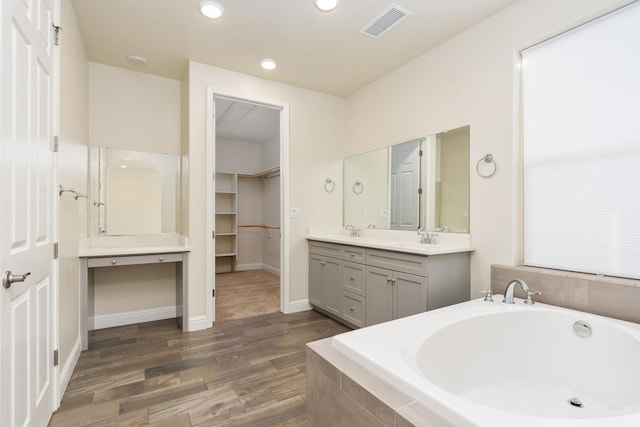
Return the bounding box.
[291,207,302,218]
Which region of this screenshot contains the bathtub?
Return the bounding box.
[331,297,640,426]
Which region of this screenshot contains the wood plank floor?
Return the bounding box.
[49,311,350,426]
[215,270,280,322]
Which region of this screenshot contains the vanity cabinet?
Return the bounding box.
[308,240,470,329]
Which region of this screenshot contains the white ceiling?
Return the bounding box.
[72,0,518,97]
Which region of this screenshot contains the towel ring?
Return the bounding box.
[353,180,364,195]
[476,154,497,178]
[323,178,335,193]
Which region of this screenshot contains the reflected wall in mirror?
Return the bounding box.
[426,126,470,233]
[343,148,389,229]
[89,148,180,236]
[343,125,470,233]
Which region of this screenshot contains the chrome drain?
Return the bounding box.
[568,397,584,408]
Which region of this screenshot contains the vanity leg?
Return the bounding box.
[80,258,89,351]
[176,255,189,332]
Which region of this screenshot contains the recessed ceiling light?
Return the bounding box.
[199,0,224,19]
[260,58,277,70]
[314,0,338,12]
[126,55,148,65]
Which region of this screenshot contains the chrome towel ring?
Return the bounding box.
[476,154,497,178]
[323,178,335,193]
[353,180,364,194]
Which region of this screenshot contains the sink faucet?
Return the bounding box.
[344,224,360,237]
[417,228,434,244]
[502,279,530,304]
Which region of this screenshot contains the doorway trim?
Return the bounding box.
[205,87,291,325]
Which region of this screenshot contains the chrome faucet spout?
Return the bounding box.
[417,228,434,244]
[344,224,361,237]
[503,279,530,304]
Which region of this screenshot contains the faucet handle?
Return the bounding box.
[524,290,542,305]
[480,289,494,302]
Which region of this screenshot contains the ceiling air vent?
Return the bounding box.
[361,4,411,39]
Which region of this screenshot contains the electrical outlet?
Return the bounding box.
[379,209,387,218]
[291,207,302,218]
[316,207,324,217]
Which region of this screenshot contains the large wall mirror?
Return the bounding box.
[88,147,180,236]
[344,125,469,233]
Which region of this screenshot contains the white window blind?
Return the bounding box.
[522,2,640,280]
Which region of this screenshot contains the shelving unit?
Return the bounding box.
[215,172,237,272]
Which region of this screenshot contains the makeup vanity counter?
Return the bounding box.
[78,235,190,350]
[306,229,473,328]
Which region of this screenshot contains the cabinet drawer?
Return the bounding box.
[342,261,365,296]
[308,241,342,258]
[367,249,428,277]
[87,253,183,268]
[342,291,365,328]
[342,245,366,263]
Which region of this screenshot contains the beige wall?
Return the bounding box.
[88,64,182,322]
[186,61,344,321]
[89,63,181,154]
[345,0,632,298]
[58,0,88,375]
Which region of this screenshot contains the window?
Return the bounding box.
[522,2,640,280]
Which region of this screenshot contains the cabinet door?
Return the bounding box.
[309,254,325,307]
[366,267,393,326]
[394,272,428,320]
[324,257,342,317]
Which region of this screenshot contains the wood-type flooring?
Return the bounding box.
[215,270,280,322]
[49,310,350,426]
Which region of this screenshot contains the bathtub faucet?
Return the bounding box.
[503,279,530,304]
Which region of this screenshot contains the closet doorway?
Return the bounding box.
[212,95,284,322]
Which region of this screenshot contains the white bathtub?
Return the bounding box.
[331,297,640,426]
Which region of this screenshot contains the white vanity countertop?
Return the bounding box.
[306,227,474,256]
[79,234,190,257]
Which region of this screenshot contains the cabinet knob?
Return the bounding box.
[111,259,117,265]
[350,276,355,281]
[387,277,392,283]
[159,256,164,262]
[349,307,355,311]
[349,253,355,257]
[320,261,326,266]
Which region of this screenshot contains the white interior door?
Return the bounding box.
[1,0,58,426]
[390,139,421,230]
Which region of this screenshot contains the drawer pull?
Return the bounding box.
[349,253,355,257]
[350,276,355,280]
[111,259,117,265]
[159,256,164,262]
[320,261,326,266]
[349,307,355,312]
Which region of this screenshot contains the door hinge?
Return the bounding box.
[212,230,216,239]
[418,188,423,195]
[212,289,215,298]
[52,135,59,152]
[53,242,59,259]
[419,149,423,156]
[52,24,63,46]
[53,349,59,367]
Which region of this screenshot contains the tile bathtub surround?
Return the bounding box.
[306,338,450,427]
[491,265,640,324]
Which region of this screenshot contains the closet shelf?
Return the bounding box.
[216,232,237,236]
[215,252,237,258]
[238,166,280,179]
[216,211,236,215]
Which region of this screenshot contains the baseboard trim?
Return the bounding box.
[288,299,312,313]
[234,263,263,272]
[59,336,81,398]
[187,315,210,332]
[89,306,177,330]
[262,263,280,276]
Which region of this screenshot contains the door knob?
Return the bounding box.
[3,271,31,289]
